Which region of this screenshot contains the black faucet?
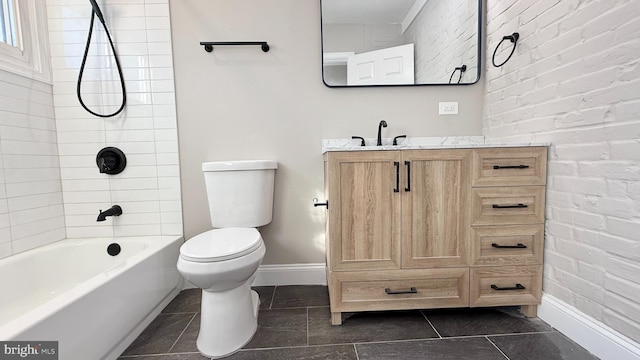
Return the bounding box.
[97,205,122,222]
[377,120,387,146]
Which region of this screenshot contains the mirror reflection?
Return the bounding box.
[321,0,481,87]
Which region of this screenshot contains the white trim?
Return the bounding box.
[323,52,354,66]
[253,263,327,286]
[401,0,427,33]
[0,0,51,82]
[181,263,328,290]
[538,293,640,360]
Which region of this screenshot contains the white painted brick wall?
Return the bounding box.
[46,0,182,238]
[403,0,479,83]
[483,0,640,343]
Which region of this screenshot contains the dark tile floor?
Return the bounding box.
[118,286,599,360]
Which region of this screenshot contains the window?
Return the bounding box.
[1,0,19,46]
[0,0,51,82]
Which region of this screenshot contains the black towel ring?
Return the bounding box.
[448,65,467,84]
[492,32,520,67]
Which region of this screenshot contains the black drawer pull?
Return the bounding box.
[493,165,530,169]
[491,284,525,291]
[492,243,527,249]
[404,161,411,192]
[394,162,400,193]
[385,287,417,295]
[492,203,528,209]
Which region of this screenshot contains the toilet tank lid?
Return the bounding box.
[202,160,278,172]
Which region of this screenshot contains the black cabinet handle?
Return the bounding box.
[492,243,527,249]
[493,165,530,169]
[385,287,417,295]
[491,284,525,291]
[394,162,400,193]
[404,161,411,192]
[492,204,528,209]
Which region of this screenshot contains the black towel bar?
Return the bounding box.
[200,41,270,53]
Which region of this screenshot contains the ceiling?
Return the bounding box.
[322,0,418,24]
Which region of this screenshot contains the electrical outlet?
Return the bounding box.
[439,102,459,115]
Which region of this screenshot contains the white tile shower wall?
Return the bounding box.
[0,69,66,259]
[46,0,182,238]
[483,0,640,343]
[403,0,479,83]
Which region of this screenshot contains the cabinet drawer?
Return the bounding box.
[472,147,547,187]
[329,268,469,312]
[470,266,542,307]
[470,225,544,266]
[471,186,545,225]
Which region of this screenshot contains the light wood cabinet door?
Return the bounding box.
[326,151,401,271]
[401,150,472,268]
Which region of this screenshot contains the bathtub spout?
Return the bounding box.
[97,205,122,222]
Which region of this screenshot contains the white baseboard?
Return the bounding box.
[181,263,327,290]
[538,293,640,360]
[253,263,327,286]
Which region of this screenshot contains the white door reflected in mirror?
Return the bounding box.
[347,44,415,86]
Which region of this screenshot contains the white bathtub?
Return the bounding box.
[0,236,184,360]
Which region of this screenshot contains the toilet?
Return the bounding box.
[177,160,277,358]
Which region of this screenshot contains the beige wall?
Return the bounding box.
[170,0,484,264]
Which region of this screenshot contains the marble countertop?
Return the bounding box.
[322,136,549,153]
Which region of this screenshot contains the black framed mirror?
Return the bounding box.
[321,0,482,87]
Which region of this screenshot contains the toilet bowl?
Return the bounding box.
[176,160,277,358]
[177,228,266,358]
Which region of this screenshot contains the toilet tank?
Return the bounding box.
[202,160,278,228]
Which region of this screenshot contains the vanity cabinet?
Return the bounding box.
[323,146,547,325]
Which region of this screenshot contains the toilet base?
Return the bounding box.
[196,281,261,358]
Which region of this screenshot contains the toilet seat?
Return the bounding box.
[180,228,263,263]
